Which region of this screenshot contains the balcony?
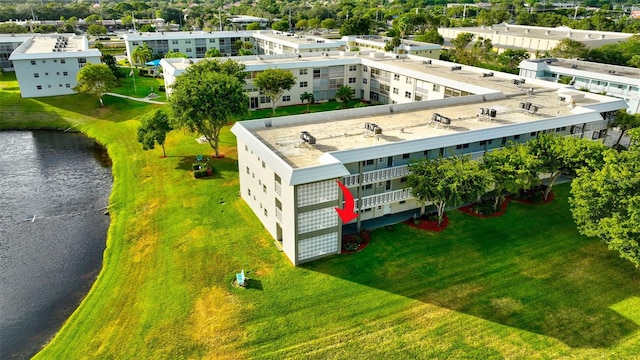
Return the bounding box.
[275,207,282,222]
[584,119,609,131]
[274,182,281,196]
[359,188,413,208]
[343,165,410,187]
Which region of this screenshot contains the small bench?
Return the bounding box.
[236,270,247,287]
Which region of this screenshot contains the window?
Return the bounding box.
[56,72,60,75]
[406,78,412,84]
[349,77,356,83]
[400,177,407,183]
[399,200,406,204]
[405,91,411,98]
[313,69,321,78]
[264,208,268,216]
[263,185,267,193]
[361,184,373,190]
[300,81,308,88]
[59,84,62,87]
[41,60,46,64]
[248,188,251,196]
[30,60,36,65]
[283,95,291,102]
[66,84,70,88]
[514,135,521,139]
[394,74,400,80]
[171,40,178,44]
[262,161,266,168]
[36,85,42,90]
[433,84,440,92]
[186,48,192,52]
[173,49,179,52]
[456,143,470,149]
[34,73,39,78]
[63,71,68,76]
[366,159,374,165]
[415,94,422,101]
[363,66,368,72]
[185,40,191,44]
[246,166,250,174]
[531,132,538,136]
[60,59,66,64]
[402,153,410,159]
[393,87,399,94]
[132,41,139,46]
[363,78,367,84]
[349,65,357,71]
[245,145,248,151]
[47,84,51,88]
[208,39,215,43]
[299,69,307,75]
[44,72,48,76]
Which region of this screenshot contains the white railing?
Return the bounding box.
[343,165,410,187]
[274,182,281,196]
[275,207,282,222]
[584,120,610,131]
[568,131,595,139]
[359,188,413,208]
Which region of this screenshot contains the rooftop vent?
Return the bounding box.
[300,131,316,145]
[430,113,451,126]
[451,65,462,71]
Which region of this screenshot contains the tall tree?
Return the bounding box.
[169,60,249,157]
[205,48,223,58]
[408,156,491,226]
[253,68,297,115]
[300,91,314,112]
[570,143,640,268]
[609,110,640,148]
[102,54,123,79]
[550,38,589,59]
[528,134,606,200]
[73,63,117,107]
[131,43,152,68]
[482,144,542,210]
[136,109,173,157]
[335,85,354,108]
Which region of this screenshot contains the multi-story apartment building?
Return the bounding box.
[224,55,626,265]
[342,35,441,59]
[438,24,632,58]
[0,34,32,72]
[162,51,486,109]
[9,34,101,98]
[519,58,640,114]
[123,30,344,64]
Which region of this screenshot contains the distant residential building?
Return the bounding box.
[439,24,633,58]
[9,34,101,98]
[0,34,32,72]
[342,35,441,59]
[519,58,640,114]
[228,15,270,29]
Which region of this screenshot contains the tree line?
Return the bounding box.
[407,127,640,267]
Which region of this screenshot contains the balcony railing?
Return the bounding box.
[343,165,410,187]
[275,207,282,221]
[274,182,281,196]
[584,119,609,131]
[359,188,413,208]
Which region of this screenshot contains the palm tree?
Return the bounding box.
[204,48,223,58]
[131,44,152,68]
[300,92,314,112]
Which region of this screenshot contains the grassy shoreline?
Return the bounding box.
[2,74,640,359]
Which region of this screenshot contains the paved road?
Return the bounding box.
[105,92,165,105]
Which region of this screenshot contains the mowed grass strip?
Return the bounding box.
[2,74,640,359]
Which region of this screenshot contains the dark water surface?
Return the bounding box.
[0,130,112,359]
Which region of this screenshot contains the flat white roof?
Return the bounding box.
[521,58,640,85]
[9,35,100,60]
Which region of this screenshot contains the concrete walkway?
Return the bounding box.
[105,92,165,105]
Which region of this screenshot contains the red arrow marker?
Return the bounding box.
[335,180,358,223]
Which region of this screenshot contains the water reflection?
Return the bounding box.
[0,131,112,359]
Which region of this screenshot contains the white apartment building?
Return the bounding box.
[162,51,487,109]
[519,58,640,114]
[228,56,626,265]
[439,24,632,58]
[0,34,32,72]
[123,30,343,64]
[342,35,441,59]
[9,34,101,98]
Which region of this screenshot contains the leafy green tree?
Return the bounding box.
[483,144,542,210]
[308,18,321,30]
[102,54,123,79]
[169,60,249,157]
[246,22,262,30]
[253,68,297,115]
[272,20,289,32]
[300,91,314,112]
[87,24,107,35]
[550,38,589,59]
[528,134,606,200]
[296,19,308,30]
[205,48,223,58]
[320,18,337,30]
[570,145,640,268]
[335,85,354,108]
[340,17,371,36]
[0,23,28,34]
[73,63,117,107]
[385,36,402,52]
[164,50,189,58]
[85,14,102,25]
[137,109,173,157]
[408,156,491,226]
[131,44,152,68]
[610,110,640,147]
[414,30,444,45]
[497,49,530,69]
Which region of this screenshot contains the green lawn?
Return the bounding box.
[2,74,639,359]
[242,99,365,120]
[111,68,167,102]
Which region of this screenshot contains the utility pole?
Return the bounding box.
[218,9,222,31]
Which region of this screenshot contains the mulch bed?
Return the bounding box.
[341,230,371,254]
[403,213,449,232]
[458,198,510,218]
[211,154,226,159]
[513,191,554,205]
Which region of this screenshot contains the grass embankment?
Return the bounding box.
[2,74,639,359]
[110,69,167,102]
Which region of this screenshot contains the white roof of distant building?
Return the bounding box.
[520,58,640,85]
[9,34,100,60]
